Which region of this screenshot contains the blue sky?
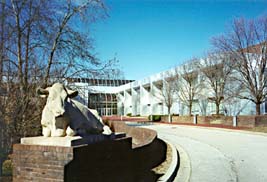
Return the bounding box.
[91,0,267,80]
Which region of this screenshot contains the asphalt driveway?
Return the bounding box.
[143,124,267,182]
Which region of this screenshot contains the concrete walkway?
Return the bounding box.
[143,124,267,182]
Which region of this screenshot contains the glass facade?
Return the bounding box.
[68,78,134,87]
[68,78,134,116]
[88,93,118,116]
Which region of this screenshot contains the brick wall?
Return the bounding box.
[237,116,256,127]
[106,121,167,171]
[13,138,139,182]
[13,121,166,182]
[196,116,209,125]
[65,137,135,182]
[161,115,193,123]
[12,144,73,181]
[161,115,267,128]
[204,116,232,126]
[255,115,267,126]
[107,120,157,148]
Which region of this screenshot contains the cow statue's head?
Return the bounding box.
[37,83,78,117]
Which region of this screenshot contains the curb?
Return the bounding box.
[174,143,191,182]
[157,140,178,182]
[158,140,191,182]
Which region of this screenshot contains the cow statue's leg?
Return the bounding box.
[88,108,112,135]
[102,125,112,135]
[41,107,52,137]
[51,117,67,137]
[42,125,51,137]
[51,129,66,137]
[66,126,75,136]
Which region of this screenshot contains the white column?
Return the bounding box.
[131,87,137,116]
[194,115,197,124]
[233,115,237,127]
[150,81,153,117]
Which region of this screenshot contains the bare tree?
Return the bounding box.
[153,72,177,122]
[175,59,203,116]
[0,0,120,154]
[212,16,267,115]
[222,98,250,116]
[1,0,50,145]
[42,0,107,85]
[198,53,233,115]
[198,98,208,116]
[0,0,9,83]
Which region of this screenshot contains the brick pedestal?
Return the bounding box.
[12,137,133,182]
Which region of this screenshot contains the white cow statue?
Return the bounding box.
[37,83,112,137]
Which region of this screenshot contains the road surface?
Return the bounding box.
[143,124,267,182]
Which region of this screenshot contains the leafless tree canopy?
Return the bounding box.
[212,16,267,115]
[198,53,233,115]
[162,76,177,115]
[152,71,177,122]
[0,0,121,154]
[176,59,203,116]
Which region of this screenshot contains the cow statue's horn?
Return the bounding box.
[65,88,78,98]
[36,87,49,96]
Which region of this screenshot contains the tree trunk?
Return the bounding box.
[189,103,192,116]
[168,114,172,123]
[216,102,220,115]
[256,103,261,115]
[168,107,172,123]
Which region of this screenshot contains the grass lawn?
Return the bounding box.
[152,142,172,175]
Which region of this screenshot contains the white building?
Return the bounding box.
[69,58,267,116]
